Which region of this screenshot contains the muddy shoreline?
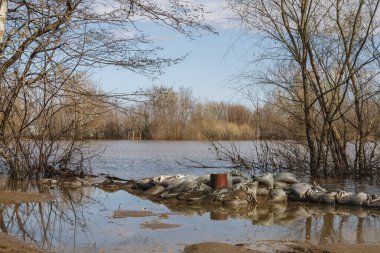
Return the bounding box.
[0,231,54,253]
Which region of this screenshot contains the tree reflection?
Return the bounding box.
[357,217,364,244]
[158,198,380,245]
[319,213,336,244]
[0,184,95,251]
[2,180,380,251]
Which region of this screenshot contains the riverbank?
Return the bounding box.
[0,233,54,253]
[183,241,380,253]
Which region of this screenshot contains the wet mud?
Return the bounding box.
[140,220,182,230]
[112,210,157,218]
[183,241,380,253]
[0,191,56,204]
[0,233,54,253]
[183,242,263,253]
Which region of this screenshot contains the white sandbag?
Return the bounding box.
[166,176,198,193]
[144,185,165,195]
[274,181,290,190]
[274,172,298,184]
[257,187,269,196]
[336,191,370,206]
[368,197,380,208]
[315,191,337,204]
[256,173,274,189]
[231,176,248,185]
[195,175,210,184]
[289,183,312,200]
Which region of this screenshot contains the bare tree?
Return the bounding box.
[229,0,380,177]
[0,0,214,178]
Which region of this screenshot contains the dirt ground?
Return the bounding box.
[183,241,380,253]
[140,220,182,230]
[112,209,157,218]
[0,191,56,204]
[0,233,54,253]
[287,241,380,253]
[183,242,264,253]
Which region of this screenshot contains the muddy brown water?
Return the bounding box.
[0,141,380,252]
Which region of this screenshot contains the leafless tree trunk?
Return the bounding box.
[229,0,380,177]
[0,0,7,44]
[0,0,214,178]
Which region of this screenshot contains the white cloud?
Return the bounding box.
[199,0,240,30]
[154,0,239,30]
[92,0,239,31]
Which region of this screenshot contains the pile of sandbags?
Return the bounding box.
[254,172,299,202]
[131,171,380,209]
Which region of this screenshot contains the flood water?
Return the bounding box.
[89,140,236,179]
[1,141,380,252]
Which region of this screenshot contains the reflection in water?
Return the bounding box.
[161,198,380,246]
[0,184,95,252]
[210,211,228,220]
[0,183,380,252]
[1,141,380,252]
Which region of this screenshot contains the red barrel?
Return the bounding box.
[210,211,228,220]
[210,173,228,189]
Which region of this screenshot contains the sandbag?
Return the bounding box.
[289,183,311,200]
[368,197,380,208]
[274,172,298,184]
[195,175,210,184]
[273,181,289,190]
[193,183,212,192]
[231,176,248,185]
[242,181,258,204]
[245,181,259,194]
[233,182,248,191]
[166,176,198,193]
[160,191,179,199]
[134,178,155,190]
[336,191,370,206]
[158,176,178,187]
[257,187,269,196]
[228,169,249,179]
[144,185,165,195]
[309,191,337,204]
[256,173,274,189]
[212,188,229,195]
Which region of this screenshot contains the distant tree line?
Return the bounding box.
[57,85,260,141]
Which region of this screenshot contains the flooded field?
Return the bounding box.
[1,141,380,252]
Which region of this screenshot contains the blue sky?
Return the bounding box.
[92,1,258,104]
